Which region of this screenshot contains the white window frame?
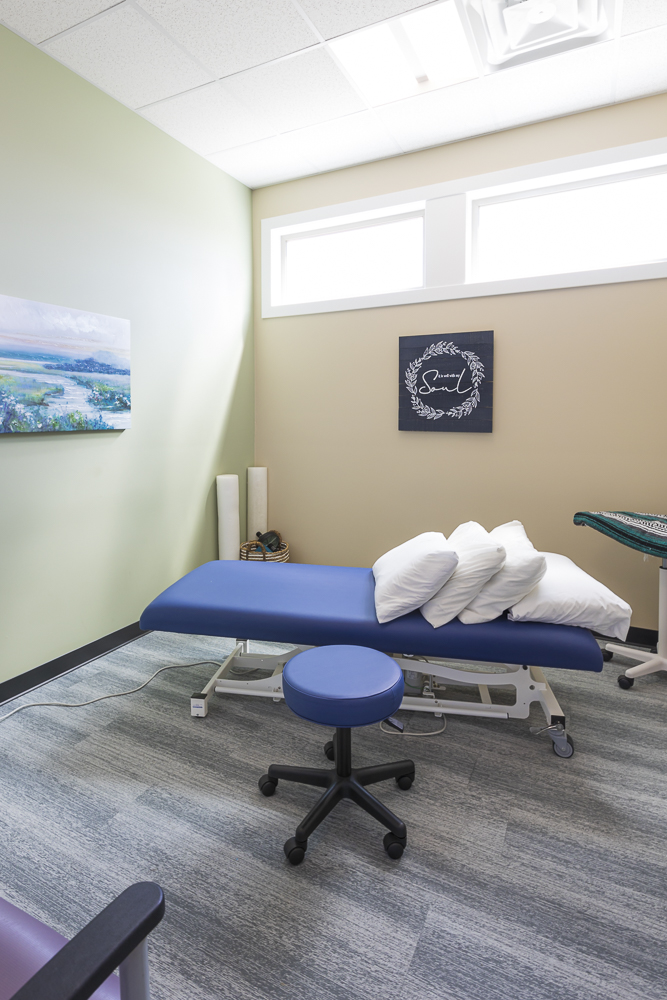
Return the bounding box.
[260,137,667,319]
[279,205,425,305]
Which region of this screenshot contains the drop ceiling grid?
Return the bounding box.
[0,0,120,43]
[0,1,665,189]
[295,0,434,39]
[139,79,279,156]
[137,0,321,78]
[43,3,214,109]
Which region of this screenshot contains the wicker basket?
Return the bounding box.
[240,540,290,563]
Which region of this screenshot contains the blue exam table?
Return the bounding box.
[141,561,603,757]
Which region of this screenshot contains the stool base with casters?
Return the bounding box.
[259,726,414,864]
[257,643,415,865]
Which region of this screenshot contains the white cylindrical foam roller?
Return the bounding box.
[216,474,240,560]
[247,467,268,541]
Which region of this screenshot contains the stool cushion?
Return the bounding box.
[282,645,404,728]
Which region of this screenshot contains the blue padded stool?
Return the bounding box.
[258,645,415,865]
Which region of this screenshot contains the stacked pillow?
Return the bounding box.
[419,522,506,628]
[508,551,631,640]
[372,532,459,624]
[372,520,632,636]
[458,520,546,625]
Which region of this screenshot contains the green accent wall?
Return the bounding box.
[0,27,254,681]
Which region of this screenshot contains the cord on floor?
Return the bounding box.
[379,716,446,737]
[0,660,223,725]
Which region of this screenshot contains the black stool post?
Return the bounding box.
[335,728,351,777]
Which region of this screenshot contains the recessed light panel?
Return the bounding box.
[328,1,477,107]
[401,3,479,87]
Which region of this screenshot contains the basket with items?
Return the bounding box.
[240,529,289,563]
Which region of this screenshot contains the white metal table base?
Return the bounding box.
[606,559,667,688]
[191,642,574,756]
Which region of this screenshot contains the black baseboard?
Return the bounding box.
[595,625,658,651]
[626,626,658,650]
[0,622,150,706]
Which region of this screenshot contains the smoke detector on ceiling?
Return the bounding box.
[465,0,617,70]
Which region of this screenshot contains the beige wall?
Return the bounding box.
[0,28,254,681]
[253,94,667,630]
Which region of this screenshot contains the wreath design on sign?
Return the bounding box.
[404,340,485,420]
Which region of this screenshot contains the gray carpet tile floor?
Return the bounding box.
[0,631,666,1000]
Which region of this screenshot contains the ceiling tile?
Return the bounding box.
[140,81,274,154]
[486,41,616,131]
[298,0,431,39]
[137,0,319,77]
[376,78,496,152]
[224,48,365,133]
[43,4,213,108]
[621,0,667,35]
[208,134,318,187]
[616,25,667,101]
[0,0,114,43]
[287,110,403,170]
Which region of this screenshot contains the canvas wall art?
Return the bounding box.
[0,292,130,434]
[399,330,494,433]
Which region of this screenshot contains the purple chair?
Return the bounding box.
[0,882,164,1000]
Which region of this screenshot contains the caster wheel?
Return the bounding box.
[284,837,307,865]
[552,736,574,758]
[258,774,277,796]
[396,772,414,791]
[383,832,406,859]
[324,740,335,762]
[602,649,613,662]
[618,674,634,690]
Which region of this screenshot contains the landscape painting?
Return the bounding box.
[0,293,130,434]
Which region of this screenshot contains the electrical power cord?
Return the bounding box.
[0,658,449,737]
[379,716,446,737]
[0,660,223,726]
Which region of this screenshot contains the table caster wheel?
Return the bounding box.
[396,772,414,790]
[602,649,613,662]
[324,740,335,761]
[617,674,634,689]
[258,774,277,796]
[284,837,307,865]
[552,736,574,758]
[383,832,406,859]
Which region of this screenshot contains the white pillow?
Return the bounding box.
[420,522,506,629]
[372,532,459,624]
[459,521,547,624]
[508,551,632,640]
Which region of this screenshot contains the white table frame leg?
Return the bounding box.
[606,559,667,682]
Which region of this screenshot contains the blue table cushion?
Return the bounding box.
[283,645,404,728]
[140,561,603,673]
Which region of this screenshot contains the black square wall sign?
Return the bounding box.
[399,331,494,433]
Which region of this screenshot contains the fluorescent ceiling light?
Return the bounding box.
[328,1,477,107]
